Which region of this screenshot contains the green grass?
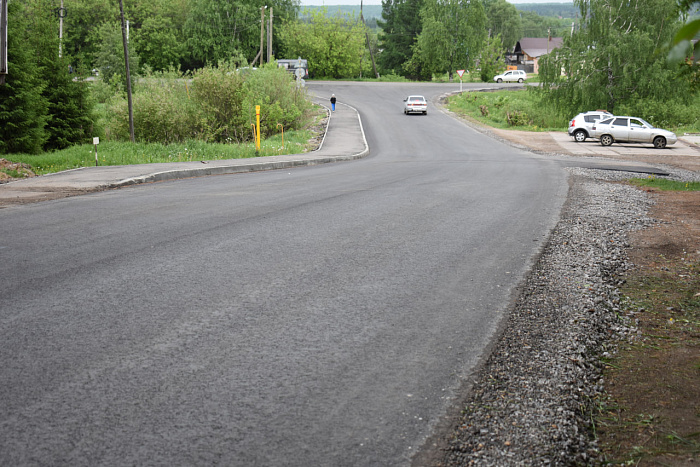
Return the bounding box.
[446,88,700,134]
[4,130,315,176]
[446,88,566,131]
[629,176,700,191]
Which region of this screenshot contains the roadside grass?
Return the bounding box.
[4,129,316,176]
[629,176,700,191]
[446,88,565,131]
[446,88,700,134]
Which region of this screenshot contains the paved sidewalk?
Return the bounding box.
[0,98,368,207]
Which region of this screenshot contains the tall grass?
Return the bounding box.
[6,129,318,175]
[447,88,566,130]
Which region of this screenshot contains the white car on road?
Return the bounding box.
[403,95,428,115]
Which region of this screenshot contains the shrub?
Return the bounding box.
[103,63,314,144]
[106,72,205,143]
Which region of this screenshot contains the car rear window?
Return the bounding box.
[613,118,628,126]
[598,118,613,125]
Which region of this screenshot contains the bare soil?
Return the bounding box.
[596,189,700,465]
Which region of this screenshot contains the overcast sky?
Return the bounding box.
[299,0,572,5]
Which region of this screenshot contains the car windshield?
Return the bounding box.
[637,118,653,128]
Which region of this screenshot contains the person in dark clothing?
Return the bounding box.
[330,94,336,111]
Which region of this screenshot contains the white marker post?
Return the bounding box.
[456,69,466,92]
[93,137,100,166]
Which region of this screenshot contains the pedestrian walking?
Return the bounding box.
[330,94,336,112]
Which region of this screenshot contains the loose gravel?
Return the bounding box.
[435,165,699,466]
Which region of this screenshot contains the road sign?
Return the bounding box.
[456,69,465,78]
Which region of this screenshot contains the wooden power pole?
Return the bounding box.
[0,0,7,85]
[259,6,265,67]
[267,7,273,63]
[119,0,135,142]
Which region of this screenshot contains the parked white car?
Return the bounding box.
[493,70,527,83]
[568,110,613,142]
[590,116,678,148]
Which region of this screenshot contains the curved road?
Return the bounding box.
[0,82,568,466]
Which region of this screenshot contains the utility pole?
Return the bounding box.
[0,0,7,85]
[267,7,272,63]
[119,0,135,142]
[58,0,65,58]
[259,6,266,67]
[360,0,379,79]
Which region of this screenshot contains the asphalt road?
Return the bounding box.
[0,82,569,466]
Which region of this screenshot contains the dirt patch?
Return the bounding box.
[595,189,700,465]
[0,158,36,183]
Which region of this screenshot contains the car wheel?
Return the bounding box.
[600,134,613,146]
[518,78,523,83]
[423,111,427,115]
[573,130,587,143]
[497,78,502,83]
[653,136,667,149]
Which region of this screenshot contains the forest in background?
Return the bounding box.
[0,0,697,156]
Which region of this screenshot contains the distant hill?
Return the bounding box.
[300,5,383,21]
[302,3,578,21]
[515,3,578,18]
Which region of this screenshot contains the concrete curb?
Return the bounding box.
[113,100,369,189]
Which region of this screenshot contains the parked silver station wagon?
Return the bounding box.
[590,116,678,148]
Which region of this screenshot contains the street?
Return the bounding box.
[0,82,569,466]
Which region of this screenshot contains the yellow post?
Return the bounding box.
[255,105,261,152]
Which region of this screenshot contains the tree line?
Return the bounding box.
[0,0,698,155]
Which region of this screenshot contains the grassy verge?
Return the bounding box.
[2,129,317,176]
[629,176,700,192]
[446,88,566,131]
[446,89,700,135]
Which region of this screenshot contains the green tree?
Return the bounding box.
[184,0,300,69]
[129,0,188,71]
[0,1,48,154]
[61,0,118,73]
[277,8,368,79]
[42,58,97,150]
[376,0,424,75]
[539,0,690,117]
[669,0,700,64]
[132,15,184,71]
[31,0,97,150]
[484,0,521,51]
[479,33,505,82]
[406,0,487,80]
[94,22,140,87]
